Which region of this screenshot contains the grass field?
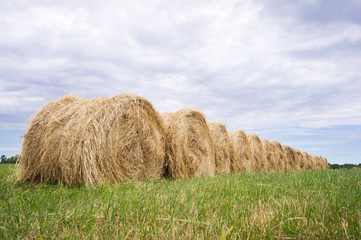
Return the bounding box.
[0,165,360,239]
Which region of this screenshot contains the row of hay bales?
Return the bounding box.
[17,94,328,186]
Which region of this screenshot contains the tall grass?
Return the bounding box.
[1,165,360,239]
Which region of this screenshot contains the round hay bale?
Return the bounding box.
[17,94,166,186]
[309,154,317,170]
[322,157,329,169]
[314,156,325,170]
[309,155,319,170]
[207,122,231,174]
[283,145,297,171]
[228,130,252,173]
[247,133,268,172]
[294,149,306,170]
[161,108,215,178]
[301,152,313,170]
[262,140,278,172]
[271,141,286,172]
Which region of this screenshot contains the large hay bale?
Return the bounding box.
[271,141,286,172]
[262,140,279,172]
[207,122,231,174]
[228,130,252,173]
[247,133,268,172]
[161,108,215,178]
[17,94,166,186]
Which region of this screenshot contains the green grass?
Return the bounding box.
[0,165,360,239]
[0,164,14,179]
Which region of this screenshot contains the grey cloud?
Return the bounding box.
[260,0,361,24]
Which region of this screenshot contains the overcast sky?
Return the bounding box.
[1,0,360,164]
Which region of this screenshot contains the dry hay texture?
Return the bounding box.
[161,108,215,179]
[228,130,252,173]
[247,133,268,172]
[262,140,280,172]
[271,141,286,172]
[17,94,166,186]
[207,122,231,174]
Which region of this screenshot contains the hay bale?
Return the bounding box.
[161,108,215,178]
[294,149,306,170]
[310,155,320,170]
[314,156,326,170]
[262,140,279,172]
[228,130,252,172]
[301,152,313,170]
[247,133,268,172]
[311,155,318,170]
[307,153,316,170]
[17,94,166,186]
[283,145,297,171]
[271,141,286,172]
[322,157,329,169]
[207,122,231,174]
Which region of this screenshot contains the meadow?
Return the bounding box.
[0,165,360,239]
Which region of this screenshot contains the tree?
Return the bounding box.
[0,155,7,164]
[6,154,19,164]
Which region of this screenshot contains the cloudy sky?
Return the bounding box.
[1,0,360,164]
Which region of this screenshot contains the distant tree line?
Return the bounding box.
[328,163,361,169]
[0,154,19,164]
